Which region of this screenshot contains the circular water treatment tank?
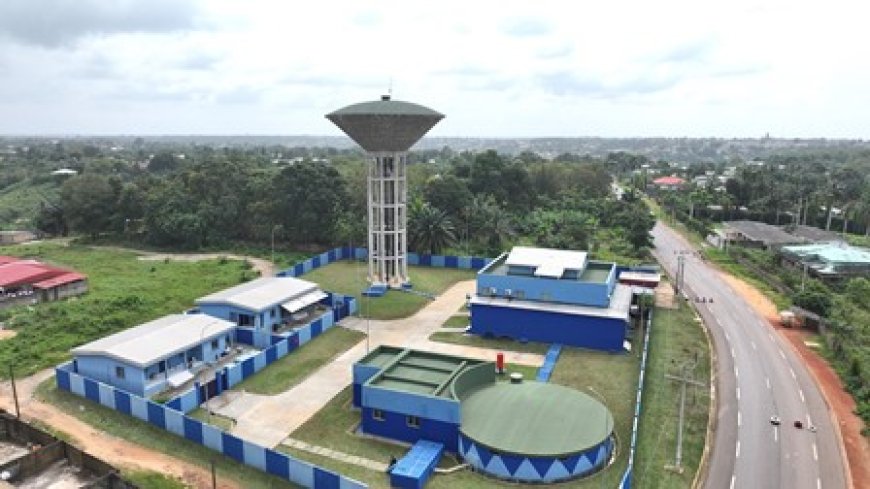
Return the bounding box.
[459,382,614,483]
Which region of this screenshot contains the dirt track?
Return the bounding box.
[0,370,240,488]
[719,271,868,489]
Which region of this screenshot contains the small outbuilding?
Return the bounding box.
[71,314,236,397]
[196,276,327,348]
[0,258,88,307]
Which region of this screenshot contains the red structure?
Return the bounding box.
[0,258,88,305]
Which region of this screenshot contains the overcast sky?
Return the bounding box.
[0,0,867,138]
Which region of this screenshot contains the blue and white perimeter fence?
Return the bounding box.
[276,247,492,278]
[56,247,489,488]
[620,309,653,489]
[55,364,366,489]
[164,293,357,414]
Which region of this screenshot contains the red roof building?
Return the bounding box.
[0,258,88,305]
[652,176,686,186]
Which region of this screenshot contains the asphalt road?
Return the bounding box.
[651,222,846,489]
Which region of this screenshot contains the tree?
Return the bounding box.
[271,160,349,245]
[792,280,833,317]
[147,152,180,173]
[61,174,119,237]
[423,174,472,221]
[408,202,456,254]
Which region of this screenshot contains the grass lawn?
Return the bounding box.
[428,331,549,355]
[702,247,790,310]
[634,304,711,489]
[123,471,188,489]
[0,243,251,378]
[441,315,469,329]
[233,326,365,395]
[285,332,640,488]
[188,407,235,432]
[35,379,301,489]
[302,261,475,320]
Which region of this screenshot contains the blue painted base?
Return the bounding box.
[362,284,388,297]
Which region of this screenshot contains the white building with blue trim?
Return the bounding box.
[71,313,236,398]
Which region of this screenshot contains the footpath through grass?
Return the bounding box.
[0,243,250,378]
[35,379,300,489]
[302,261,475,320]
[234,326,365,395]
[634,302,711,489]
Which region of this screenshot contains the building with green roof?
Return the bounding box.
[780,242,870,280]
[352,346,614,483]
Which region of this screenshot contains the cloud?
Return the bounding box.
[659,37,718,64]
[502,18,551,37]
[214,86,261,105]
[352,10,382,28]
[0,0,201,48]
[538,71,681,99]
[177,52,221,71]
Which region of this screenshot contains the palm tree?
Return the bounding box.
[408,203,456,254]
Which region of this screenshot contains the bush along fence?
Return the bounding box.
[276,247,492,279]
[620,308,653,489]
[55,363,367,489]
[165,292,358,414]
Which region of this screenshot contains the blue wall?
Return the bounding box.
[55,363,367,489]
[620,307,654,488]
[477,272,613,307]
[459,432,614,483]
[75,357,145,397]
[470,304,626,352]
[361,407,460,453]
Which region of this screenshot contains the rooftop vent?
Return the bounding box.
[381,94,391,101]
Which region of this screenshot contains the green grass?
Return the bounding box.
[123,471,188,489]
[234,326,365,395]
[0,243,252,378]
[634,304,711,489]
[428,331,549,355]
[34,379,301,489]
[302,261,475,320]
[441,315,469,329]
[703,247,791,310]
[0,179,60,229]
[287,333,641,488]
[188,407,235,432]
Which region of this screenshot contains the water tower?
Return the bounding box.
[326,95,443,287]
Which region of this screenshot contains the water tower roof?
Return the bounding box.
[326,97,444,152]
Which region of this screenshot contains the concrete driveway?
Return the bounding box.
[218,279,545,448]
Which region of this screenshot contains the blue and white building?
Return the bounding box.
[469,246,632,351]
[71,314,236,398]
[196,276,327,348]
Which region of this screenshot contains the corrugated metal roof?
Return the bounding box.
[71,314,237,368]
[0,261,57,288]
[31,272,87,289]
[196,276,321,311]
[782,243,870,264]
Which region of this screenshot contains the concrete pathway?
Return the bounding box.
[221,279,545,447]
[281,438,388,472]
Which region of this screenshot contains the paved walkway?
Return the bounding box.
[221,280,545,448]
[281,438,388,472]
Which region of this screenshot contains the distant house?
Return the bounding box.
[720,221,806,250]
[0,257,88,307]
[780,242,870,281]
[0,231,36,245]
[196,276,327,348]
[652,176,686,190]
[71,314,237,397]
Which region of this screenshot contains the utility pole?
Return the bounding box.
[665,361,705,472]
[211,459,217,488]
[9,366,20,419]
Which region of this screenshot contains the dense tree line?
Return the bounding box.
[6,142,654,260]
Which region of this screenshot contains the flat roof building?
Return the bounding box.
[469,246,633,351]
[72,314,237,397]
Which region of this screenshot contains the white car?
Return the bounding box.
[770,415,781,426]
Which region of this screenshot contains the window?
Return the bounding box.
[115,366,125,379]
[407,415,420,429]
[372,409,384,421]
[211,339,219,350]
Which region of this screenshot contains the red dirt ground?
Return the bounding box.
[719,272,868,489]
